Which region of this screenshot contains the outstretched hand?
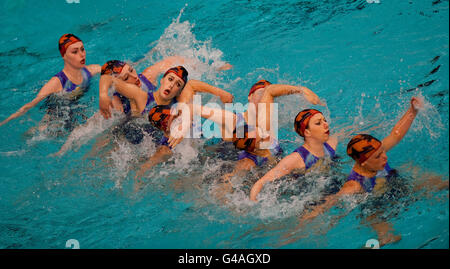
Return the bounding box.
[301,87,325,106]
[217,63,233,71]
[410,96,423,111]
[220,91,234,103]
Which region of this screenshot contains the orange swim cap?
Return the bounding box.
[163,66,188,84]
[346,134,382,164]
[294,109,322,137]
[248,80,271,97]
[148,105,174,133]
[100,60,126,76]
[58,33,82,57]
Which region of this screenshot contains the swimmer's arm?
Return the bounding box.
[86,64,102,76]
[100,76,148,113]
[250,153,305,201]
[141,56,188,85]
[260,84,323,105]
[259,84,322,131]
[185,80,234,104]
[98,75,115,119]
[135,145,172,178]
[0,77,61,127]
[382,97,422,152]
[297,180,361,226]
[52,111,105,157]
[327,135,339,151]
[192,104,236,140]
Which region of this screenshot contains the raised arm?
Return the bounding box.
[0,77,61,127]
[382,97,422,152]
[258,84,322,131]
[99,75,148,119]
[260,84,322,105]
[184,79,233,103]
[250,153,305,201]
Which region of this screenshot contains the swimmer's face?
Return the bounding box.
[248,88,265,104]
[63,42,86,68]
[361,146,388,172]
[118,64,140,87]
[158,73,185,101]
[303,113,329,142]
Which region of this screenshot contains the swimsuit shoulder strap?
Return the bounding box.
[54,70,69,89]
[142,91,156,115]
[323,142,336,157]
[293,145,311,165]
[347,169,376,193]
[139,73,156,92]
[82,67,92,80]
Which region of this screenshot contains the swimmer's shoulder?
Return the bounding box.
[37,76,63,97]
[340,179,363,195]
[284,151,306,171]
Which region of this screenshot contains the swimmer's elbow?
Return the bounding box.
[20,102,34,113]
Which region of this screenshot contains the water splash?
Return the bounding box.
[142,7,229,84]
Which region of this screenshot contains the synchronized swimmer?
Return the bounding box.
[1,33,448,248]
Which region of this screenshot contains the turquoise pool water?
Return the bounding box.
[0,0,448,249]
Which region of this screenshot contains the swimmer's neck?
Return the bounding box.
[303,138,325,157]
[62,64,84,83]
[352,162,378,178]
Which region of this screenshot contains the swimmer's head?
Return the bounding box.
[347,134,387,171]
[59,34,85,68]
[59,34,82,57]
[248,80,271,104]
[233,136,257,153]
[148,105,175,134]
[164,66,188,84]
[101,60,126,76]
[158,66,188,102]
[101,60,141,87]
[294,109,328,138]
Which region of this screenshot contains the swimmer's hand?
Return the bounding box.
[48,151,62,158]
[249,181,264,202]
[300,86,324,106]
[167,112,191,148]
[99,95,114,119]
[219,91,234,103]
[410,96,423,111]
[217,63,233,71]
[135,168,146,181]
[168,135,183,148]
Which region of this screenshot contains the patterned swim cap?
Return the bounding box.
[248,80,271,97]
[148,105,174,133]
[58,34,82,57]
[347,134,382,164]
[232,124,257,153]
[294,109,323,137]
[101,60,126,76]
[163,66,188,84]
